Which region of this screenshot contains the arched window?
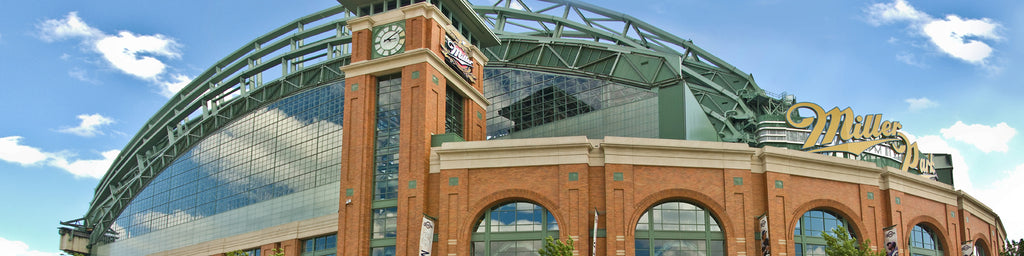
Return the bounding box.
[793,210,852,256]
[908,224,943,256]
[634,202,725,256]
[975,239,987,256]
[472,202,559,256]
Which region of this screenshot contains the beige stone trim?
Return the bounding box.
[433,136,593,169]
[749,148,766,173]
[760,146,884,186]
[601,136,756,170]
[151,213,338,256]
[881,167,957,205]
[958,190,998,225]
[431,136,978,215]
[339,48,489,108]
[430,149,441,173]
[588,139,605,167]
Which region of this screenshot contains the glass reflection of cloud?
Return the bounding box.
[111,81,346,240]
[482,68,657,140]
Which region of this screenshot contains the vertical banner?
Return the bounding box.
[420,216,435,256]
[592,208,598,256]
[759,215,771,256]
[962,241,975,256]
[884,225,899,256]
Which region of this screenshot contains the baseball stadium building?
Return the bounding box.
[58,0,1007,256]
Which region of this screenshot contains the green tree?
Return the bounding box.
[821,225,884,256]
[1002,239,1024,256]
[225,248,284,256]
[225,250,248,256]
[538,236,575,256]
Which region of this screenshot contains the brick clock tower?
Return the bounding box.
[336,0,497,256]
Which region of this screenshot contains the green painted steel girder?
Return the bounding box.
[82,6,353,244]
[474,0,780,143]
[81,0,789,247]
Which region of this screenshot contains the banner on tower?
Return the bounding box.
[420,215,435,256]
[759,214,770,256]
[962,241,975,256]
[884,225,899,256]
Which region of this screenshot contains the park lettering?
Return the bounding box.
[785,102,928,173]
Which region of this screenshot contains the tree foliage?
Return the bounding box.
[538,236,575,256]
[225,248,284,256]
[1003,239,1024,256]
[821,225,884,256]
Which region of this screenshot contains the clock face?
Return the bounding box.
[373,23,406,57]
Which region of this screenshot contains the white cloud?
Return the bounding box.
[159,73,192,97]
[94,31,180,80]
[0,136,49,166]
[36,12,103,42]
[922,15,1000,64]
[971,163,1024,240]
[911,133,1023,240]
[866,0,1002,66]
[0,237,61,256]
[49,150,119,179]
[914,134,973,192]
[58,113,114,137]
[38,12,185,93]
[866,0,929,25]
[904,97,937,111]
[0,136,116,178]
[940,121,1016,153]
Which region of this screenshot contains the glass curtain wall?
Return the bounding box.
[482,68,659,140]
[102,80,346,255]
[371,74,402,256]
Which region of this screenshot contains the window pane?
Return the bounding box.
[372,207,398,238]
[372,246,396,256]
[471,202,557,256]
[635,239,650,256]
[635,202,724,256]
[805,244,826,256]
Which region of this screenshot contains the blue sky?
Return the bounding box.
[0,0,1021,255]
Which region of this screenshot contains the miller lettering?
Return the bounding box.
[786,102,922,173]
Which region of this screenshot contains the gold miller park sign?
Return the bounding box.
[785,102,934,174]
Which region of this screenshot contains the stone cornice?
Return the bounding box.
[600,136,756,170]
[881,167,957,205]
[958,190,1000,230]
[339,48,489,108]
[760,146,885,186]
[432,136,594,170]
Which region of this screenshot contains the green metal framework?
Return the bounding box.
[80,6,354,243]
[77,0,786,246]
[475,0,785,143]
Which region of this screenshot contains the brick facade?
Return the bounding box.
[193,2,1005,256]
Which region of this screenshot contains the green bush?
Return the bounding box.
[538,236,575,256]
[821,225,884,256]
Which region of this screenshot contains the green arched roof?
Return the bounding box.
[79,0,783,244]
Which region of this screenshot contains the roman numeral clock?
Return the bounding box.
[372,21,405,58]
